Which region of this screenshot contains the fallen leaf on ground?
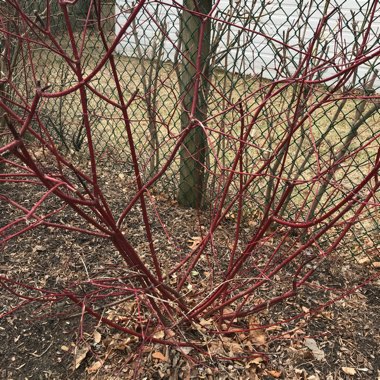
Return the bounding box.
[153,330,165,339]
[87,360,103,374]
[248,316,267,346]
[152,351,167,362]
[356,256,370,265]
[74,344,90,369]
[266,369,282,378]
[302,306,310,313]
[176,346,193,355]
[165,329,176,338]
[199,318,213,327]
[304,338,325,361]
[248,357,264,366]
[226,342,244,355]
[222,307,235,317]
[93,330,101,344]
[266,325,282,332]
[342,367,356,375]
[207,341,224,355]
[188,236,202,251]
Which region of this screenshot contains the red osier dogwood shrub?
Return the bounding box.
[1,0,379,354]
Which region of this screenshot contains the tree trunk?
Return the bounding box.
[177,0,212,208]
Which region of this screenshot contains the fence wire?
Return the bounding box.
[2,0,380,263]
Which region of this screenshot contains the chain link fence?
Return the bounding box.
[3,0,380,262]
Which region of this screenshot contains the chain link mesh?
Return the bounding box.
[5,0,380,262]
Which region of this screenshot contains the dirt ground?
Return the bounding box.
[1,162,379,380]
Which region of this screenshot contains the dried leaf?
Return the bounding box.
[248,317,267,346]
[176,346,194,355]
[320,311,334,319]
[222,307,235,316]
[199,318,213,327]
[87,360,103,374]
[113,337,133,350]
[188,236,202,251]
[302,306,310,313]
[356,257,370,265]
[93,330,101,344]
[152,351,167,362]
[226,213,235,220]
[33,148,44,159]
[207,341,224,355]
[248,356,264,366]
[304,338,325,361]
[266,370,282,378]
[252,331,266,346]
[342,367,356,376]
[266,325,282,332]
[226,342,244,355]
[165,329,176,338]
[153,330,165,339]
[74,344,90,370]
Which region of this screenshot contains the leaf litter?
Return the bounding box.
[1,162,379,379]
